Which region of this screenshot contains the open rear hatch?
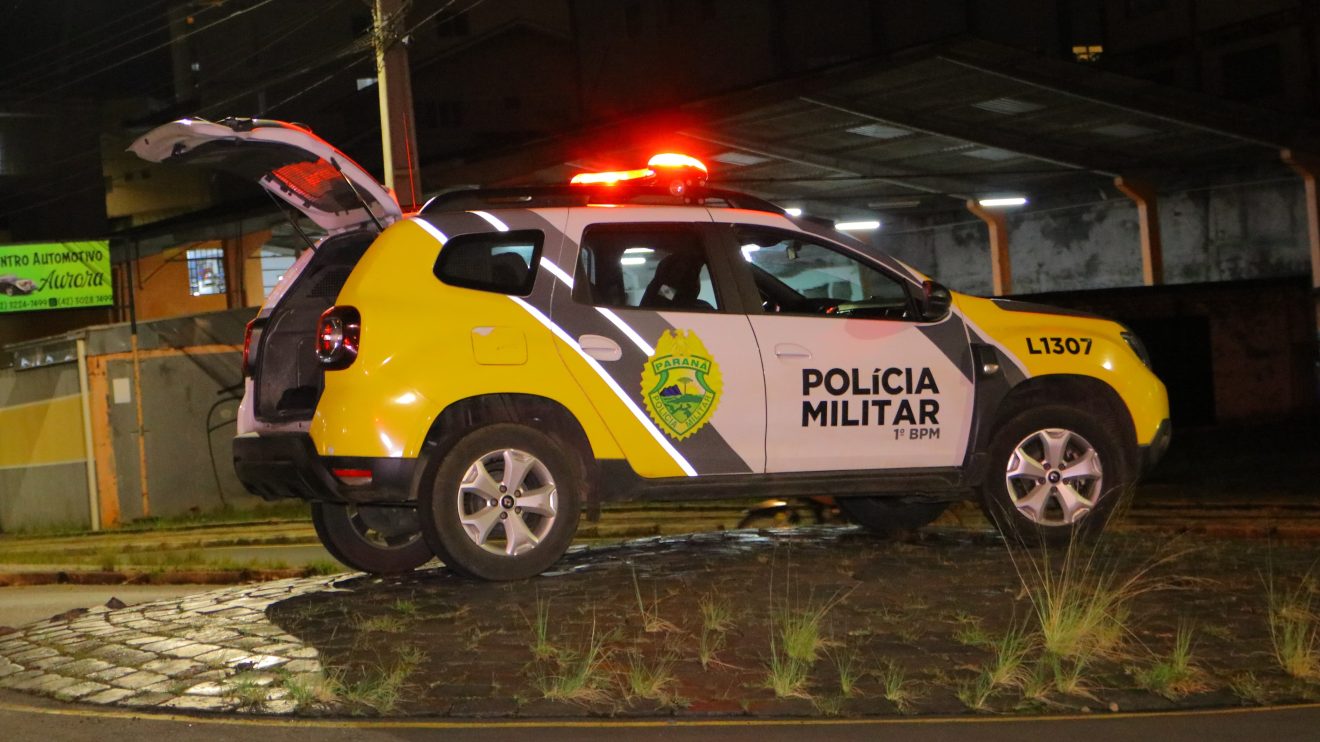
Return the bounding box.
[131,118,402,422]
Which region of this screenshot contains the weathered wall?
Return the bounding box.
[880,176,1310,295]
[0,360,91,531]
[0,307,258,531]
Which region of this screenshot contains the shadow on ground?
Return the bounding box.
[265,526,1320,718]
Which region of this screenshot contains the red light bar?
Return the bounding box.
[570,167,653,186]
[647,153,707,173]
[569,153,709,187]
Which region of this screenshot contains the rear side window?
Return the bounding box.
[573,225,720,311]
[434,230,543,296]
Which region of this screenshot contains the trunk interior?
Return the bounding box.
[254,232,374,422]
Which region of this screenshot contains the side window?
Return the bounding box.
[735,227,913,320]
[573,225,720,311]
[433,229,543,296]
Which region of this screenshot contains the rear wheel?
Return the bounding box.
[837,497,949,536]
[420,424,582,581]
[979,404,1129,546]
[310,502,432,574]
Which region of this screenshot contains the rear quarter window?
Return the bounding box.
[433,230,543,296]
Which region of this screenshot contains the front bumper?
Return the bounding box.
[1138,419,1172,475]
[233,433,417,503]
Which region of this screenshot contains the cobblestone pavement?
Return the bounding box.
[0,576,342,714]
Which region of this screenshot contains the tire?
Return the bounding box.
[419,423,582,581]
[979,404,1130,546]
[837,497,949,536]
[311,502,433,575]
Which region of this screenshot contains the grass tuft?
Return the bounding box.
[632,568,681,633]
[622,650,679,705]
[1264,568,1320,680]
[534,617,613,705]
[877,660,918,713]
[1132,621,1206,699]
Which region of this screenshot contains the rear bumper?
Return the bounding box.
[1138,419,1172,475]
[232,433,416,503]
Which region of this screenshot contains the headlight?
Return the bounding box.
[1120,329,1151,369]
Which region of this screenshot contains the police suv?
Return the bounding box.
[132,118,1171,581]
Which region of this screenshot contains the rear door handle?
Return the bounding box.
[578,334,622,362]
[774,343,811,359]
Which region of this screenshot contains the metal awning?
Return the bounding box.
[426,39,1320,222]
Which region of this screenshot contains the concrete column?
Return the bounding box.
[1114,177,1165,286]
[374,0,422,209]
[1282,149,1320,319]
[966,200,1012,295]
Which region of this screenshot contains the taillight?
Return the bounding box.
[316,306,361,369]
[242,319,259,377]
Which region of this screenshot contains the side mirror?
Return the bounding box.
[918,279,952,322]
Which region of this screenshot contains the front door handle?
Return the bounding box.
[774,343,811,359]
[578,334,622,362]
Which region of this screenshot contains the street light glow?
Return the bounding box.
[977,197,1028,207]
[835,220,881,231]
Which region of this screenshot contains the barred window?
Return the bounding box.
[187,248,226,297]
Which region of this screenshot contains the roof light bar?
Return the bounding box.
[977,197,1028,208]
[569,153,709,187]
[569,167,653,186]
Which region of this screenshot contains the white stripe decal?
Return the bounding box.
[469,210,510,232]
[538,257,575,289]
[508,296,696,477]
[409,217,448,244]
[595,307,655,357]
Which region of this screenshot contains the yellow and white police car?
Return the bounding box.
[133,118,1171,580]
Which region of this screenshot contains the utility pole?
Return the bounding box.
[373,0,422,210]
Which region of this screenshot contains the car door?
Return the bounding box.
[548,208,766,477]
[720,222,975,474]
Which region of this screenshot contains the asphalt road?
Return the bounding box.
[0,584,208,627]
[1,690,1318,741]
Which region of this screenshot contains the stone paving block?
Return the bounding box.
[30,655,74,671]
[280,659,320,674]
[163,642,221,660]
[194,648,252,666]
[54,681,111,701]
[87,666,135,683]
[16,673,79,694]
[0,670,44,689]
[139,638,195,654]
[0,659,24,679]
[287,647,319,659]
[0,637,30,652]
[230,655,286,671]
[230,636,272,650]
[83,687,138,705]
[141,658,204,677]
[161,695,238,712]
[88,645,157,666]
[58,658,114,676]
[110,670,169,690]
[183,681,227,697]
[260,699,298,715]
[59,638,105,655]
[9,646,59,663]
[124,635,166,646]
[184,629,240,644]
[120,691,172,707]
[250,643,300,657]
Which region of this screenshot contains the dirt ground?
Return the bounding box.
[265,525,1320,718]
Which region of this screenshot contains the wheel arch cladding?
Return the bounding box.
[414,393,601,519]
[989,374,1139,477]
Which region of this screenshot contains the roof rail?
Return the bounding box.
[421,184,785,215]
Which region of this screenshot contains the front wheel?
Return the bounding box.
[979,405,1130,546]
[837,497,949,536]
[310,502,432,574]
[419,424,582,581]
